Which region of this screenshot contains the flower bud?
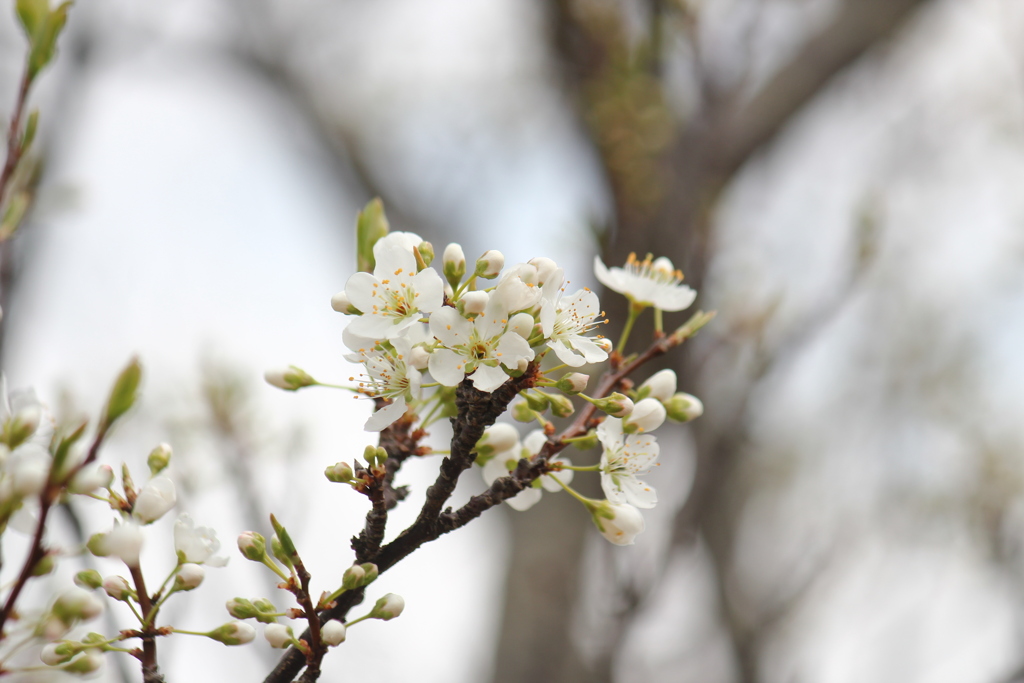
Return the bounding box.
[330,291,361,314]
[53,587,104,623]
[207,621,256,646]
[70,463,114,494]
[589,393,633,418]
[41,642,76,666]
[264,623,293,649]
[369,593,405,620]
[555,373,589,394]
[408,345,430,370]
[89,522,144,566]
[5,404,41,449]
[359,563,379,585]
[264,366,316,392]
[443,243,466,287]
[61,651,103,674]
[474,250,504,279]
[74,570,103,590]
[665,393,703,423]
[175,563,205,591]
[133,476,176,524]
[237,531,267,562]
[417,241,435,267]
[325,462,354,483]
[638,369,677,402]
[548,393,575,418]
[508,312,535,339]
[147,443,172,477]
[511,401,535,423]
[270,534,292,569]
[523,391,549,412]
[460,290,489,315]
[475,423,519,462]
[11,455,48,498]
[226,598,257,620]
[31,553,55,576]
[322,619,347,646]
[595,338,613,353]
[588,501,645,546]
[528,257,559,285]
[341,564,365,590]
[103,576,132,601]
[623,398,666,434]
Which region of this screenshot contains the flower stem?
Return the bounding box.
[558,464,601,472]
[653,308,663,335]
[545,473,594,507]
[617,303,644,352]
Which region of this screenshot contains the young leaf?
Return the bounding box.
[355,198,389,273]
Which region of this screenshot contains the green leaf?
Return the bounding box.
[355,198,389,273]
[15,0,48,39]
[21,109,39,151]
[26,2,72,80]
[51,419,87,472]
[99,357,142,434]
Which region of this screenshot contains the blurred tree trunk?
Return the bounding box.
[489,1,933,682]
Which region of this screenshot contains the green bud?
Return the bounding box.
[356,198,390,273]
[147,443,172,476]
[80,632,106,647]
[31,553,55,577]
[588,393,633,418]
[359,562,379,586]
[362,444,378,467]
[237,531,266,562]
[511,401,535,423]
[442,244,466,288]
[61,651,103,674]
[523,391,549,412]
[2,404,41,449]
[269,534,293,570]
[120,463,135,498]
[665,393,704,423]
[341,564,365,590]
[554,372,589,394]
[369,593,405,620]
[74,570,103,590]
[416,241,434,269]
[474,250,504,279]
[548,393,575,418]
[226,598,257,620]
[324,461,354,483]
[206,621,257,646]
[252,598,277,622]
[100,358,142,434]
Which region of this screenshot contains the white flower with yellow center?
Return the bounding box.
[428,297,534,392]
[347,335,422,431]
[594,253,696,311]
[540,288,609,367]
[344,232,444,339]
[597,417,659,508]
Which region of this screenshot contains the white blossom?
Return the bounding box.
[174,514,229,567]
[95,522,144,566]
[343,232,445,339]
[597,417,659,508]
[594,253,696,311]
[623,398,667,433]
[133,476,177,524]
[540,288,609,367]
[481,431,572,511]
[428,302,534,392]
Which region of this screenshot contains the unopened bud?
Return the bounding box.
[53,587,104,623]
[264,366,317,392]
[359,563,379,585]
[475,423,519,462]
[70,464,114,494]
[548,393,575,418]
[325,462,354,483]
[665,393,703,422]
[103,576,132,601]
[508,312,535,339]
[237,531,266,562]
[175,563,205,591]
[555,373,589,394]
[341,564,365,590]
[369,593,405,620]
[5,404,41,449]
[587,500,646,546]
[460,290,489,315]
[322,619,347,646]
[146,443,172,476]
[511,401,535,423]
[523,391,549,412]
[41,642,76,666]
[474,250,504,279]
[61,651,103,674]
[588,393,633,418]
[331,291,361,314]
[623,398,666,433]
[417,241,435,267]
[264,623,293,649]
[226,598,257,620]
[270,534,292,569]
[74,570,103,590]
[408,345,430,370]
[31,553,55,577]
[443,243,466,287]
[207,621,256,646]
[637,369,677,402]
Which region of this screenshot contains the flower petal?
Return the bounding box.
[365,396,406,432]
[428,348,467,387]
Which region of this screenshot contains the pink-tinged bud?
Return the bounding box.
[237,531,267,562]
[665,393,703,422]
[638,369,677,402]
[369,593,405,620]
[264,623,293,649]
[175,563,205,591]
[208,621,256,645]
[322,620,347,646]
[460,290,489,315]
[103,575,132,601]
[589,501,645,546]
[474,250,504,279]
[132,476,176,524]
[623,398,666,433]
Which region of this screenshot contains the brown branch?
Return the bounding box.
[128,565,164,683]
[0,68,31,210]
[292,559,323,683]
